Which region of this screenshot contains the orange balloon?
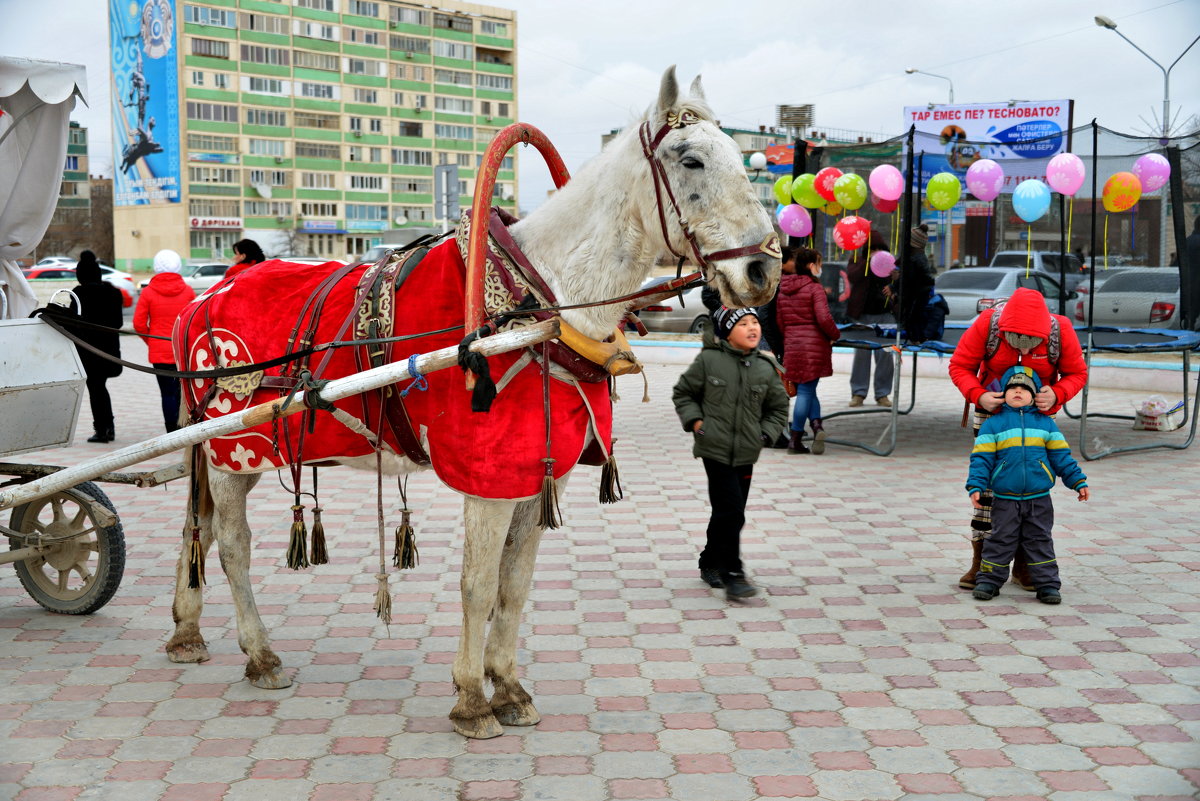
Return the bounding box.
[1102,171,1141,213]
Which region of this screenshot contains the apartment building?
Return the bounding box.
[110,0,517,268]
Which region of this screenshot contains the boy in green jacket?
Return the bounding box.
[673,307,790,599]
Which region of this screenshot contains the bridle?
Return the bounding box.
[638,109,781,281]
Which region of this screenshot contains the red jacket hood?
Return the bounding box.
[779,273,816,296]
[997,287,1050,339]
[148,272,192,296]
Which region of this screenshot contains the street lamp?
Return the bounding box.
[1094,14,1200,142]
[905,67,954,104]
[747,151,768,182]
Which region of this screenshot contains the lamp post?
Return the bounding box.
[747,151,768,182]
[904,68,954,104]
[1094,15,1200,143]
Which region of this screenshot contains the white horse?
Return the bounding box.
[166,66,779,739]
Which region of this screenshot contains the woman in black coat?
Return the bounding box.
[69,251,124,443]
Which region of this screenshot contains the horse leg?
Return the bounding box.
[450,497,513,739]
[166,472,216,664]
[485,493,551,727]
[207,470,290,689]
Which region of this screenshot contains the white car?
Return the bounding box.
[34,256,77,268]
[934,268,1074,323]
[1073,267,1182,329]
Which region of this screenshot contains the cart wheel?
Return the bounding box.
[6,482,125,615]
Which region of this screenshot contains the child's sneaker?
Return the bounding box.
[1036,587,1062,605]
[972,582,1000,601]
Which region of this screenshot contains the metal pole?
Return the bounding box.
[1057,193,1067,315]
[1165,146,1192,329]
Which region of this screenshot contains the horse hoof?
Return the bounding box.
[453,714,504,739]
[248,670,292,690]
[166,642,210,664]
[493,702,540,727]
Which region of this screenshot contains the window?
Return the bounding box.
[241,45,290,66]
[300,172,336,189]
[410,66,427,81]
[476,74,512,91]
[433,41,473,60]
[248,169,289,187]
[298,81,337,99]
[345,27,380,46]
[477,154,514,170]
[190,230,238,255]
[393,91,404,105]
[435,124,472,140]
[368,147,383,163]
[213,73,229,90]
[248,139,287,157]
[300,202,338,216]
[69,128,86,145]
[455,153,471,167]
[397,121,422,137]
[191,38,229,59]
[346,203,388,221]
[435,96,472,114]
[498,103,509,117]
[245,108,287,127]
[190,198,242,217]
[348,175,385,191]
[346,0,378,16]
[186,102,238,123]
[187,133,238,151]
[392,148,432,166]
[369,118,382,133]
[295,0,336,10]
[247,77,287,96]
[388,35,430,55]
[392,177,432,193]
[240,13,288,35]
[352,88,377,104]
[480,20,507,36]
[305,233,339,257]
[390,7,429,26]
[295,141,340,159]
[394,205,433,223]
[296,21,338,41]
[293,50,339,71]
[479,101,490,115]
[413,94,427,109]
[64,156,80,170]
[294,111,339,129]
[59,182,80,197]
[184,5,235,27]
[349,117,362,132]
[191,71,204,86]
[434,13,472,33]
[434,69,471,87]
[346,57,384,76]
[188,166,238,183]
[347,146,363,161]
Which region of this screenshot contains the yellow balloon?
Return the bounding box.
[1102,171,1141,213]
[824,201,843,216]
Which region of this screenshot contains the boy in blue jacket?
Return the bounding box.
[966,366,1090,604]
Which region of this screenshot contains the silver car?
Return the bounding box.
[934,268,1074,323]
[635,282,711,334]
[1072,267,1181,329]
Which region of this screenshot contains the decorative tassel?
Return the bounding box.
[286,503,309,570]
[310,506,328,565]
[187,526,205,589]
[537,457,562,529]
[599,453,623,504]
[373,572,392,626]
[392,509,418,569]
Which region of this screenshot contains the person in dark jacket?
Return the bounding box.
[899,224,938,342]
[673,307,789,600]
[225,238,266,280]
[67,251,124,443]
[133,249,197,432]
[776,247,841,455]
[845,230,895,406]
[966,366,1090,605]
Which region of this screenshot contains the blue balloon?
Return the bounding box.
[776,203,787,217]
[1012,179,1051,223]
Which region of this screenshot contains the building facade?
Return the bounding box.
[110,0,517,268]
[37,123,106,262]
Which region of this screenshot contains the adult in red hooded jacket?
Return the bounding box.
[134,249,196,432]
[777,247,841,454]
[947,287,1087,590]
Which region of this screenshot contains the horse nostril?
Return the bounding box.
[746,259,767,289]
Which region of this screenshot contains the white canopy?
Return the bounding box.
[0,57,88,319]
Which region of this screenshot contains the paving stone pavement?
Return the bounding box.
[2,336,1198,801]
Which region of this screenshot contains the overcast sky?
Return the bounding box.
[2,0,1197,211]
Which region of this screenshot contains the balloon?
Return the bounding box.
[833,216,871,250]
[791,173,824,208]
[833,173,867,211]
[1012,179,1052,222]
[1045,153,1085,196]
[1132,153,1170,193]
[869,164,904,201]
[814,167,843,202]
[823,201,843,216]
[870,193,899,214]
[926,172,961,210]
[869,250,897,277]
[966,159,1004,201]
[773,176,793,206]
[776,204,813,237]
[1102,171,1142,213]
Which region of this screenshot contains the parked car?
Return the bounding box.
[181,263,231,292]
[33,256,77,268]
[989,250,1087,292]
[635,280,711,334]
[1073,267,1181,329]
[23,264,138,307]
[934,267,1074,323]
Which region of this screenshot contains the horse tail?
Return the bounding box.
[184,441,213,588]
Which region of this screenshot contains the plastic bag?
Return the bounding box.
[1132,395,1171,416]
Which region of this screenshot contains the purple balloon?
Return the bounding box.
[1132,153,1170,193]
[777,204,813,237]
[869,250,897,277]
[1046,153,1085,196]
[868,165,904,202]
[965,159,1004,201]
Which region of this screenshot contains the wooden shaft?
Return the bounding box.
[0,320,560,512]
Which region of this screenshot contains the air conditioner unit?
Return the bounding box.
[485,115,493,122]
[388,20,397,28]
[353,130,362,137]
[413,106,422,113]
[405,51,413,59]
[275,215,287,223]
[274,157,284,164]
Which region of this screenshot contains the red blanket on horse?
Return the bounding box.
[174,233,612,501]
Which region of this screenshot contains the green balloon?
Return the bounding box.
[833,173,867,211]
[773,176,793,206]
[791,173,824,209]
[927,172,962,211]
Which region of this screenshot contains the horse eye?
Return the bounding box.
[681,156,704,170]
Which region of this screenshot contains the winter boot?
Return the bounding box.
[809,419,826,455]
[87,427,114,444]
[1010,549,1036,592]
[958,539,984,590]
[786,430,809,455]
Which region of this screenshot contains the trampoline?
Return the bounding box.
[821,323,1200,459]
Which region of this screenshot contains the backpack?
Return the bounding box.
[984,301,1061,362]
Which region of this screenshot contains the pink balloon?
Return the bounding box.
[966,159,1004,201]
[776,204,813,237]
[868,164,904,202]
[1046,153,1086,196]
[869,250,897,277]
[1132,153,1170,193]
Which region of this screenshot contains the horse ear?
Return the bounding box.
[689,75,706,101]
[656,65,679,120]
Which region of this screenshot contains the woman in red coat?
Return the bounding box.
[777,247,841,454]
[133,249,196,431]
